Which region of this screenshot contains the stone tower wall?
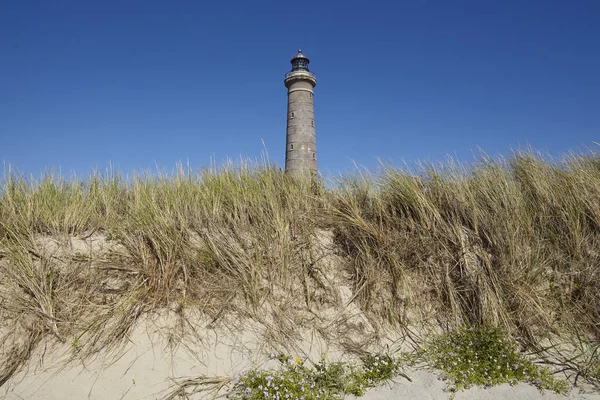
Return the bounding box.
[285,80,317,175]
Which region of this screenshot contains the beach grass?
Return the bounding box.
[1,150,599,391]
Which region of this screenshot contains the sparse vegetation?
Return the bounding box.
[1,149,600,395]
[227,353,408,399]
[421,325,569,394]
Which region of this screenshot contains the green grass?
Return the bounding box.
[1,150,599,392]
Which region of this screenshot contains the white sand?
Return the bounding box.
[355,370,600,400]
[2,313,271,399]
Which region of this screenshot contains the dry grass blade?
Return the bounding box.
[164,376,232,400]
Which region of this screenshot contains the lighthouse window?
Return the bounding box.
[290,112,295,118]
[290,144,294,150]
[311,120,314,126]
[313,153,316,160]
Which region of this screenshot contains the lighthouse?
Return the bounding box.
[284,50,317,176]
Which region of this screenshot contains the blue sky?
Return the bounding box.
[1,0,599,177]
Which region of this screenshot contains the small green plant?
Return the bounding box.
[423,325,569,394]
[228,353,408,399]
[361,353,410,387]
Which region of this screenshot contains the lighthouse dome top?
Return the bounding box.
[292,49,308,60]
[285,49,316,88]
[290,49,311,71]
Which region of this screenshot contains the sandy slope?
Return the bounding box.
[2,317,599,400]
[1,314,268,399]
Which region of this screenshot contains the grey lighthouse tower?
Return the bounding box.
[284,50,317,176]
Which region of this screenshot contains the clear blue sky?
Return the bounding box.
[1,0,599,177]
